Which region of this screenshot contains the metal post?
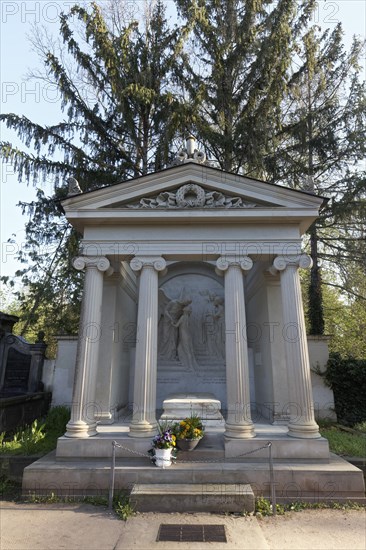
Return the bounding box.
[108,440,117,510]
[268,442,276,516]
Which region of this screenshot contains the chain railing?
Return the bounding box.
[108,439,277,515]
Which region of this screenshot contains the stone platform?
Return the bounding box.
[160,393,225,425]
[54,423,331,462]
[22,422,365,503]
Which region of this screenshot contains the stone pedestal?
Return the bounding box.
[216,257,255,439]
[160,392,224,425]
[273,255,320,439]
[129,256,166,437]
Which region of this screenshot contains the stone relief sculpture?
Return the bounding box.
[172,304,199,372]
[158,279,225,373]
[201,292,217,357]
[201,292,225,359]
[157,273,226,407]
[127,184,257,210]
[158,289,199,371]
[158,290,192,361]
[140,192,177,209]
[213,296,225,359]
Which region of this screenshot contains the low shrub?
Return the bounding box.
[324,353,366,426]
[0,406,70,456]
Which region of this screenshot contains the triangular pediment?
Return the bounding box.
[62,163,325,212]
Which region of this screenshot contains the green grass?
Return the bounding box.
[0,406,70,456]
[22,491,133,521]
[255,498,365,517]
[320,425,366,457]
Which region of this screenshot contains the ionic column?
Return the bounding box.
[216,256,255,439]
[65,256,112,438]
[129,256,167,438]
[273,254,320,438]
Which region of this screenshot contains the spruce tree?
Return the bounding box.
[267,24,366,333]
[1,1,186,342]
[175,0,316,175]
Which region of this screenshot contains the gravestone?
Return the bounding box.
[0,327,46,397]
[0,312,50,431]
[3,347,32,393]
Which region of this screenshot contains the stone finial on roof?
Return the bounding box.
[67,177,82,196]
[172,136,212,166]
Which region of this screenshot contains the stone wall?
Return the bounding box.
[308,335,336,421]
[50,337,78,408]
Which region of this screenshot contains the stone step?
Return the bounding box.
[130,483,255,513]
[22,453,365,502]
[55,429,331,461]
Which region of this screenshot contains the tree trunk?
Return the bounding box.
[308,223,325,335]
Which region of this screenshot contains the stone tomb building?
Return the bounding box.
[23,147,365,502]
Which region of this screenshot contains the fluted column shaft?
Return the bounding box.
[273,254,320,438]
[129,256,166,437]
[216,256,255,439]
[65,256,111,438]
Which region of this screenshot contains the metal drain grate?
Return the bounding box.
[157,524,226,543]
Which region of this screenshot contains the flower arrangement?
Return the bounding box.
[151,428,176,450]
[149,424,177,467]
[173,415,204,440]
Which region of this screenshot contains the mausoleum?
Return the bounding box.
[23,139,365,505]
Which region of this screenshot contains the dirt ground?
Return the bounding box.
[258,508,366,550]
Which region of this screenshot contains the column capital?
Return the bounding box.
[73,256,111,273]
[130,256,167,273]
[216,256,253,274]
[273,254,312,272]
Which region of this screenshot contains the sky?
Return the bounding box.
[0,0,365,300]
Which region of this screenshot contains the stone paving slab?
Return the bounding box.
[0,501,365,550]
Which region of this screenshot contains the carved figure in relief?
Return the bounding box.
[158,288,200,370]
[172,305,199,372]
[158,289,192,361]
[201,292,225,358]
[201,292,217,356]
[213,296,225,359]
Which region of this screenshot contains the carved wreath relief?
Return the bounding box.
[127,184,257,210]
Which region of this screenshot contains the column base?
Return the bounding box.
[64,420,97,438]
[287,422,321,439]
[129,420,158,438]
[224,422,256,439]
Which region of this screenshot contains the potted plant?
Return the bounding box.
[151,427,176,468]
[173,415,204,451]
